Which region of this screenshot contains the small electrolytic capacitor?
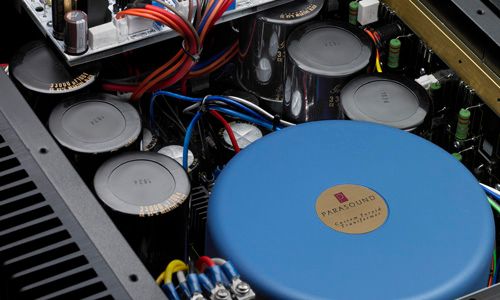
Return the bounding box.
[64,10,89,55]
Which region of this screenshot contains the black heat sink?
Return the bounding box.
[0,70,166,300]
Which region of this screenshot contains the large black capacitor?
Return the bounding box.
[48,94,142,181]
[237,0,323,114]
[340,74,430,132]
[94,152,191,275]
[9,41,100,121]
[284,22,372,122]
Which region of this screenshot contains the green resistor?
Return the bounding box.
[387,38,401,69]
[451,153,463,161]
[349,1,359,25]
[430,82,441,91]
[430,82,441,99]
[455,108,471,140]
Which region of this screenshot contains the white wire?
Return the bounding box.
[183,102,201,114]
[181,95,296,127]
[211,258,226,265]
[481,183,500,197]
[227,96,295,127]
[176,270,187,283]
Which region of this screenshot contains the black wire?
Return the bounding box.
[161,95,187,132]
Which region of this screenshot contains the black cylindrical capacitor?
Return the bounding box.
[52,0,74,40]
[48,94,142,181]
[340,74,430,132]
[237,0,323,114]
[284,22,372,122]
[64,10,89,55]
[94,152,191,275]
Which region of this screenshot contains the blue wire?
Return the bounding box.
[179,282,191,299]
[198,0,217,33]
[198,273,215,292]
[484,186,500,202]
[154,91,202,102]
[209,106,278,131]
[152,91,268,122]
[161,283,181,300]
[207,96,267,121]
[149,93,157,130]
[183,111,203,170]
[192,47,228,71]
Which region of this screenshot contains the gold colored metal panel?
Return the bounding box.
[382,0,500,116]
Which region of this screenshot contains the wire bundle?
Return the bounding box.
[109,0,236,100]
[188,41,239,78]
[157,257,252,299]
[149,90,294,170]
[364,28,383,73]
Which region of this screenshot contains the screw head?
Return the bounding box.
[216,289,230,299]
[236,282,250,294]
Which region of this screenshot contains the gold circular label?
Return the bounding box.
[315,184,388,234]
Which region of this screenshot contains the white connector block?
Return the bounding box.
[126,15,155,35]
[415,74,439,90]
[89,22,118,50]
[358,0,379,26]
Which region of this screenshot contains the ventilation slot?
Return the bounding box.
[20,268,99,299]
[0,217,63,248]
[13,255,89,288]
[95,295,115,300]
[48,281,109,300]
[0,158,20,173]
[0,169,29,186]
[0,145,14,158]
[0,133,112,299]
[0,181,37,202]
[0,193,46,217]
[0,229,71,261]
[0,205,54,230]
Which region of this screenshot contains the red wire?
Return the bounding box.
[117,7,197,99]
[102,83,137,93]
[146,5,198,53]
[181,79,188,95]
[209,110,240,153]
[105,0,236,97]
[196,256,216,273]
[489,257,494,286]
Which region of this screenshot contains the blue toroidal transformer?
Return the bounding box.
[207,121,494,300]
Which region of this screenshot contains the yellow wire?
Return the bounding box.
[165,260,189,284]
[156,272,165,285]
[156,259,189,285]
[168,264,189,284]
[375,50,383,73]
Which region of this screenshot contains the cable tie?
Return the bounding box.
[182,41,202,62]
[199,95,211,112]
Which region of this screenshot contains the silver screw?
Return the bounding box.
[216,289,230,299]
[236,282,250,294]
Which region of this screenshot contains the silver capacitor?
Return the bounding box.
[64,10,88,55]
[284,22,372,122]
[237,0,323,114]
